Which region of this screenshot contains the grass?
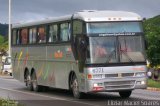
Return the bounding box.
[0,98,25,106]
[147,79,160,88]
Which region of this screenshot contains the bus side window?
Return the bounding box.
[12,29,17,45]
[21,28,28,44]
[48,24,58,43]
[73,20,83,36]
[60,23,70,41]
[17,30,21,44]
[29,28,33,44]
[38,26,47,43]
[29,28,37,44]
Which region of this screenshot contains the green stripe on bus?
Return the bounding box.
[43,64,50,80]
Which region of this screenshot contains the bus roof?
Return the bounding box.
[75,10,142,21]
[13,10,142,28]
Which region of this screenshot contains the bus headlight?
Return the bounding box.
[135,72,146,77]
[136,81,146,85]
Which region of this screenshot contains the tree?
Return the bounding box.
[0,35,4,44]
[0,35,8,56]
[143,15,160,66]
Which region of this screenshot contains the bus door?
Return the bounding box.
[75,34,88,73]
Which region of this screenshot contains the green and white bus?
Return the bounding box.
[12,10,147,99]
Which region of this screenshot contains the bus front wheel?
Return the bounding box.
[71,75,84,99]
[119,91,132,98]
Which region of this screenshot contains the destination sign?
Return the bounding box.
[99,32,136,36]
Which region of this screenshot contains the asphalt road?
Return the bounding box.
[0,76,160,106]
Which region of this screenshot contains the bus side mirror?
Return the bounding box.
[80,39,87,51]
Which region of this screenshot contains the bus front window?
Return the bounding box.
[119,35,145,62]
[87,22,143,33]
[86,35,145,64]
[86,22,145,64]
[86,37,118,64]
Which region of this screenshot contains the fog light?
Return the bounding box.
[93,83,98,87]
[136,81,145,85]
[93,83,104,91]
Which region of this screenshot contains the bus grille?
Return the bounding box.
[104,80,135,90]
[122,73,134,77]
[105,74,118,78]
[105,73,134,78]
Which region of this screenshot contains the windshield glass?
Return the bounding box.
[119,35,145,62]
[86,35,145,64]
[5,57,11,65]
[87,37,118,64]
[87,22,142,34]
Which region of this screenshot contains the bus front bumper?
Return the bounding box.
[85,77,147,92]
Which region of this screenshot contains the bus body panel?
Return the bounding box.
[12,44,81,90]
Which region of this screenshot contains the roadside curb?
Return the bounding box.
[147,87,160,91]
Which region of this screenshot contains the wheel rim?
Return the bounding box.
[72,79,79,96]
[32,80,37,90]
[26,75,31,87]
[32,74,37,90]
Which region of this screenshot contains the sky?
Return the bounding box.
[0,0,160,23]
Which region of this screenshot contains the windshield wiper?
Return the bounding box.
[120,49,134,63]
[106,42,116,63]
[119,37,134,64]
[106,49,116,63]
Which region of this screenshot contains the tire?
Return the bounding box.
[31,72,42,92]
[71,75,84,99]
[119,91,132,98]
[26,74,33,91]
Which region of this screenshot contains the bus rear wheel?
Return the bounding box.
[31,72,42,92]
[26,74,33,91]
[119,91,132,98]
[71,75,84,99]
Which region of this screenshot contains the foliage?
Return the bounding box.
[0,35,8,56]
[143,15,160,67]
[147,79,160,88]
[0,35,4,44]
[0,98,25,106]
[0,23,8,36]
[0,23,8,56]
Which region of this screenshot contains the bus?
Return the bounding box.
[12,10,147,99]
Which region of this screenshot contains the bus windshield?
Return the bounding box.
[87,22,143,34]
[86,35,145,64]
